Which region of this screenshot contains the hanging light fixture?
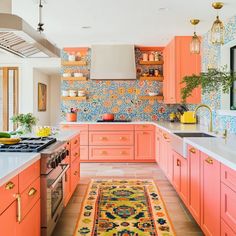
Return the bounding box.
[37,0,44,33]
[210,2,224,45]
[190,19,201,54]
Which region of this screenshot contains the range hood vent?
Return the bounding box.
[0,13,60,58]
[90,44,136,80]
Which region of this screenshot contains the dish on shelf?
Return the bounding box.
[62,90,69,97]
[74,72,83,77]
[148,92,159,96]
[62,72,71,77]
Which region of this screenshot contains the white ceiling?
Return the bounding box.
[11,0,236,48]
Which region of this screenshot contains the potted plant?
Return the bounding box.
[181,66,236,102]
[11,113,37,134]
[66,108,78,122]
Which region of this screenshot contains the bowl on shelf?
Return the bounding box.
[148,92,159,96]
[77,90,86,97]
[74,72,83,77]
[62,73,71,78]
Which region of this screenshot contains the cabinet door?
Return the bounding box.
[0,201,17,236]
[64,167,71,206]
[201,152,220,236]
[71,158,80,194]
[188,145,201,224]
[172,151,181,192]
[159,133,169,173]
[166,142,173,182]
[135,130,154,160]
[179,155,188,205]
[155,129,160,163]
[18,200,40,236]
[221,219,236,236]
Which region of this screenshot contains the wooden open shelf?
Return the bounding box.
[61,77,87,81]
[61,61,87,66]
[139,95,164,101]
[61,96,86,101]
[139,76,164,81]
[139,60,164,65]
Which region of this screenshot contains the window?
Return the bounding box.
[230,46,236,110]
[0,67,19,131]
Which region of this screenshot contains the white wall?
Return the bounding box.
[33,69,51,125]
[49,75,61,126]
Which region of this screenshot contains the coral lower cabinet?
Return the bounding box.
[0,161,40,236]
[61,124,155,162]
[163,36,201,104]
[64,134,80,206]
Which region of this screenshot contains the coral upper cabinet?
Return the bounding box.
[163,36,201,104]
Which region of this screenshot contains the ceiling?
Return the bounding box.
[11,0,236,48]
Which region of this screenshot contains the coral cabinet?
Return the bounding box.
[163,36,201,104]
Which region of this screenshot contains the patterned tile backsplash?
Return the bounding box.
[201,15,236,133]
[61,48,180,121]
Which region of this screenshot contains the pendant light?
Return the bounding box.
[190,19,201,54]
[210,2,224,45]
[37,0,44,33]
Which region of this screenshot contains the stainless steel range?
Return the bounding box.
[40,141,69,236]
[0,136,69,236]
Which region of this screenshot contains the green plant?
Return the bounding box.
[11,113,37,133]
[181,66,236,102]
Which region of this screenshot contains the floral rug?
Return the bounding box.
[74,179,176,236]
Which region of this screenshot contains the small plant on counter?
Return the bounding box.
[181,66,236,102]
[11,113,38,134]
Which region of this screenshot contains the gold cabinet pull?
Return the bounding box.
[177,159,181,166]
[205,157,213,164]
[119,137,126,140]
[74,171,78,176]
[163,133,168,139]
[5,181,15,190]
[28,188,37,196]
[16,194,21,222]
[100,150,107,155]
[142,125,147,128]
[100,137,107,141]
[120,151,127,155]
[74,152,79,157]
[189,147,196,154]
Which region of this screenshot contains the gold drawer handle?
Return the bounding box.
[120,151,127,155]
[5,181,15,190]
[100,137,107,141]
[74,152,79,156]
[16,194,21,222]
[163,133,168,139]
[205,157,213,164]
[74,171,78,176]
[28,188,37,196]
[189,147,196,154]
[120,137,126,140]
[100,151,107,155]
[177,159,181,166]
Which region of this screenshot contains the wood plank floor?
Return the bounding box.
[52,163,203,236]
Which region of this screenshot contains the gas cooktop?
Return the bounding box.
[0,137,57,152]
[97,120,132,122]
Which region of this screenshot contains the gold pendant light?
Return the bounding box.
[210,2,224,45]
[190,19,201,54]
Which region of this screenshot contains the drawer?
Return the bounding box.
[71,135,80,150]
[89,124,134,131]
[89,131,134,146]
[19,160,40,193]
[71,148,80,163]
[80,146,89,161]
[0,175,19,215]
[61,124,88,131]
[134,124,154,131]
[89,146,134,161]
[221,164,236,191]
[80,131,88,145]
[221,183,236,233]
[221,220,236,236]
[21,177,40,220]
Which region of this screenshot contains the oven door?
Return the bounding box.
[41,163,69,236]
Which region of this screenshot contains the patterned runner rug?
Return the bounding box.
[74,179,176,236]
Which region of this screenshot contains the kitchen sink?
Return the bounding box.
[174,132,215,138]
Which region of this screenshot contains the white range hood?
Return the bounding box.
[90,44,136,80]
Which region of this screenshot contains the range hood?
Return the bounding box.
[90,44,136,80]
[0,13,60,58]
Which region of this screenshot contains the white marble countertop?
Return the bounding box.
[0,153,40,187]
[53,130,80,141]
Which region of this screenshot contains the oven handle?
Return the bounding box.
[49,164,70,189]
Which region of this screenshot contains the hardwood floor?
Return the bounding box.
[52,163,203,236]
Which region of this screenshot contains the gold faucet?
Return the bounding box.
[194,104,213,132]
